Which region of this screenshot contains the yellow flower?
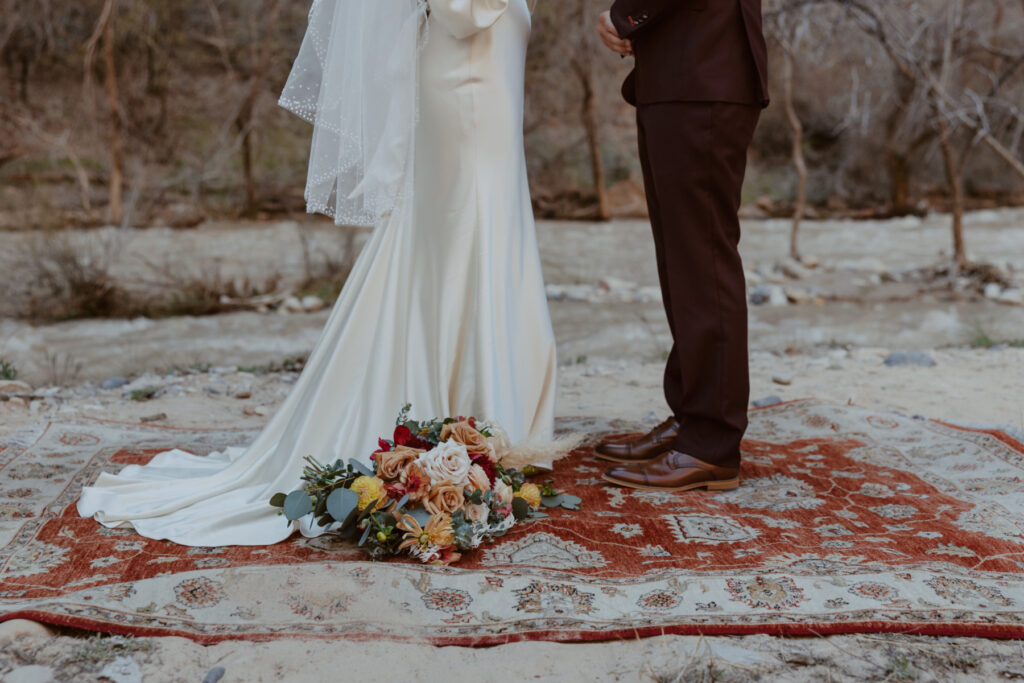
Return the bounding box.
[396,512,454,552]
[515,483,542,509]
[351,476,387,512]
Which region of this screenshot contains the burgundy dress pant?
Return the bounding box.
[636,101,761,468]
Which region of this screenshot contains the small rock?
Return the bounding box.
[210,366,238,375]
[204,386,223,396]
[772,374,793,386]
[0,619,54,643]
[781,258,811,280]
[983,283,1003,300]
[802,254,820,269]
[6,397,28,408]
[749,284,787,306]
[98,656,143,683]
[883,351,937,367]
[233,391,253,400]
[100,376,129,390]
[140,413,167,424]
[203,667,227,683]
[752,395,783,408]
[0,380,32,394]
[279,296,305,313]
[5,665,56,683]
[785,287,810,304]
[997,288,1024,306]
[243,405,269,417]
[301,295,326,312]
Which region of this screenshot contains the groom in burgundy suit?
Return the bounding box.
[594,0,769,491]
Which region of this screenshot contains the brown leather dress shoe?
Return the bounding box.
[602,451,740,492]
[595,417,680,463]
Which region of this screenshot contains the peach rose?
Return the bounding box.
[493,479,514,507]
[377,445,423,481]
[465,464,492,494]
[442,421,494,458]
[425,483,465,515]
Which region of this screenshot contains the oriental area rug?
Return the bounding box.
[1,400,1023,645]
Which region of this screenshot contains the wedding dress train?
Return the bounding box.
[77,0,556,546]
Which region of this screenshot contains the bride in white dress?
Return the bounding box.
[78,0,556,547]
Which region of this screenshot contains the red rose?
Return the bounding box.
[470,453,498,486]
[394,425,433,450]
[393,425,413,446]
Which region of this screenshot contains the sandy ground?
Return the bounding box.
[2,211,1024,680]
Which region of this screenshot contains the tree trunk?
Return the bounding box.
[937,120,966,270]
[781,48,806,262]
[101,0,124,225]
[571,58,610,221]
[888,154,911,213]
[237,0,281,215]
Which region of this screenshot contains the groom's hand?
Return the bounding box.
[597,11,633,57]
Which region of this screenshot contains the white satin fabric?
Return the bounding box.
[77,0,556,547]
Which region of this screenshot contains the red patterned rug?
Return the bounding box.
[2,400,1024,645]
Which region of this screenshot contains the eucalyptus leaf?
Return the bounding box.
[269,492,287,508]
[326,487,359,523]
[512,496,531,521]
[338,507,359,532]
[560,494,583,506]
[283,490,313,521]
[349,459,375,477]
[541,495,564,508]
[408,507,432,527]
[395,493,410,512]
[358,523,372,547]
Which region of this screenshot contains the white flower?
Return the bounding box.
[417,440,472,487]
[493,479,514,507]
[465,503,489,524]
[483,423,512,462]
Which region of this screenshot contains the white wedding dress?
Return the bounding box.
[78,0,557,547]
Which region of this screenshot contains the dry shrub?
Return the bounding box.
[5,229,136,320]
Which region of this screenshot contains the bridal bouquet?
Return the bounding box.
[270,405,580,565]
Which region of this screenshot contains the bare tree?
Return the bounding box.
[85,0,125,224]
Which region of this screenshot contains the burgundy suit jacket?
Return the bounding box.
[610,0,769,108]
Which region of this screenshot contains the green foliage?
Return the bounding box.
[130,386,160,402]
[0,359,17,381]
[66,635,154,665]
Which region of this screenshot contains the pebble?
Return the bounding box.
[280,296,305,313]
[772,374,794,386]
[997,288,1024,305]
[98,656,143,683]
[210,366,238,375]
[140,413,168,424]
[752,395,783,408]
[883,351,937,367]
[0,380,33,394]
[203,667,227,683]
[243,405,269,417]
[100,376,129,390]
[301,295,326,312]
[749,284,788,306]
[5,665,56,683]
[983,283,1003,300]
[0,619,54,643]
[204,386,223,396]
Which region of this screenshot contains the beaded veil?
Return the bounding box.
[279,0,429,227]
